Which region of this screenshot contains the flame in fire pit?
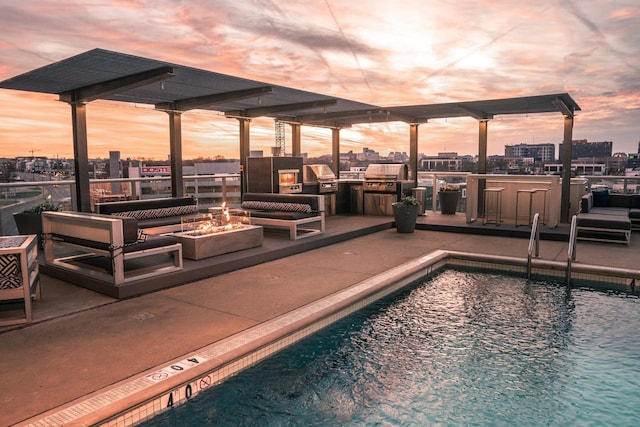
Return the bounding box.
[181,203,250,236]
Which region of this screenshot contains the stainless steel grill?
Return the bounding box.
[303,164,337,194]
[363,163,412,215]
[363,163,408,193]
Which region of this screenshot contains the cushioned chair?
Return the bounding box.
[0,235,40,326]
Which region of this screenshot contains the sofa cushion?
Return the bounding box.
[0,254,19,277]
[580,193,593,213]
[95,196,197,215]
[0,275,22,289]
[120,216,140,244]
[249,210,316,220]
[112,205,198,221]
[608,194,632,209]
[592,189,609,207]
[576,213,631,230]
[589,207,629,216]
[629,209,640,219]
[242,193,321,211]
[241,200,312,213]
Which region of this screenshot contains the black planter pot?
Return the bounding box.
[392,203,419,233]
[439,191,460,214]
[13,212,44,246]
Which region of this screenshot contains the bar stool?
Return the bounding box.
[516,189,537,227]
[483,187,504,225]
[532,188,548,225]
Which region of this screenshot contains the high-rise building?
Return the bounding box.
[504,143,555,162]
[559,139,612,162]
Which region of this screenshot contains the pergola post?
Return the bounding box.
[238,118,251,193]
[477,119,489,217]
[560,114,575,223]
[70,102,91,212]
[168,110,183,197]
[290,123,301,157]
[331,128,341,179]
[409,123,419,187]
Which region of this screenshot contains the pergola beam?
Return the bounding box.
[457,104,494,120]
[155,86,273,112]
[552,98,575,118]
[59,66,175,103]
[225,98,337,118]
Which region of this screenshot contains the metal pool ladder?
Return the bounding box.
[527,213,540,280]
[567,215,578,286]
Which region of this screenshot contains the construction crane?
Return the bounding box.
[273,120,285,156]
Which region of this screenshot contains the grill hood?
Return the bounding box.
[364,163,408,180]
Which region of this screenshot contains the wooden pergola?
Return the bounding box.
[0,48,580,222]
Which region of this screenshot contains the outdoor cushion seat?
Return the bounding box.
[589,207,630,216]
[629,209,640,219]
[51,234,178,253]
[576,213,631,230]
[0,254,21,290]
[248,210,316,220]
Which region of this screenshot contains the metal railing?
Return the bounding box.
[567,214,578,286]
[527,212,540,280]
[0,174,241,235]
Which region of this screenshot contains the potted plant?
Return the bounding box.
[438,184,460,214]
[392,194,420,233]
[13,196,61,243]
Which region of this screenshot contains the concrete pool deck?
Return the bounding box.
[1,226,639,426]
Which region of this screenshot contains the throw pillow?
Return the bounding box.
[592,189,609,208]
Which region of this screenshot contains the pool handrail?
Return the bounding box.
[527,212,540,280]
[567,214,578,286]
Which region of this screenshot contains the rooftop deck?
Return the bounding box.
[1,213,638,426]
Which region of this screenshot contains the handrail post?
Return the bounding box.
[527,213,540,280]
[567,215,578,286]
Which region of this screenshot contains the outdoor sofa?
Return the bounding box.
[42,211,183,287]
[241,193,325,240]
[576,189,640,245]
[94,196,198,232]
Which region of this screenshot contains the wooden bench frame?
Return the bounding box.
[42,211,183,286]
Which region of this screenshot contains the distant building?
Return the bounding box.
[559,139,612,162]
[420,152,472,171]
[543,163,607,176]
[504,143,555,162]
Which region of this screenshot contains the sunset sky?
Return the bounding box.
[1,0,639,161]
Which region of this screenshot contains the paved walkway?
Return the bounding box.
[1,228,639,426]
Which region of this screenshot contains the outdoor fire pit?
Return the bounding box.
[171,207,263,260]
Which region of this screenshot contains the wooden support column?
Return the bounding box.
[290,123,301,157]
[238,118,251,193]
[560,114,574,223]
[168,110,184,197]
[477,119,489,217]
[71,102,91,212]
[409,123,419,187]
[331,128,341,179]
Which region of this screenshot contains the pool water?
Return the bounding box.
[143,270,640,426]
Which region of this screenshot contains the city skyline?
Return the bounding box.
[1,1,639,160]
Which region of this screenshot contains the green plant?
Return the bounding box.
[23,197,60,213]
[439,184,460,192]
[396,194,419,207]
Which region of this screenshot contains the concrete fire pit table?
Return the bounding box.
[171,224,263,260]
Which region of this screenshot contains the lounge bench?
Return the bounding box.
[42,211,183,287]
[241,193,325,240]
[95,196,198,233]
[576,190,639,245]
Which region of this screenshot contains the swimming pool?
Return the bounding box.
[141,270,640,426]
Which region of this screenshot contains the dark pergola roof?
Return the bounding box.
[0,48,580,127]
